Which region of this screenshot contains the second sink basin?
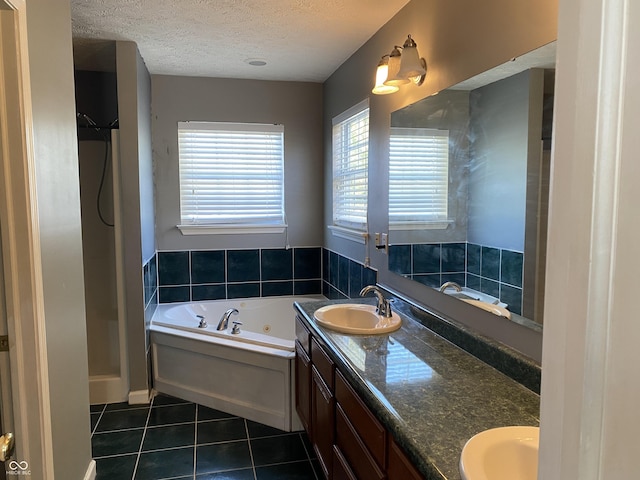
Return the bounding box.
[460,426,539,480]
[313,304,402,334]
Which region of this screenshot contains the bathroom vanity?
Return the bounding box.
[294,296,540,480]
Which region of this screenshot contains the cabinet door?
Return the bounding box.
[295,341,312,434]
[335,404,385,480]
[388,437,425,480]
[312,366,335,479]
[332,445,357,480]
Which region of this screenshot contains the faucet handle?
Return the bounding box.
[196,315,207,328]
[231,321,243,335]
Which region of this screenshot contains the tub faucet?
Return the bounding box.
[439,281,462,293]
[359,285,392,318]
[217,308,238,331]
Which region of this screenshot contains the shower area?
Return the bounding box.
[73,40,156,405]
[75,68,129,404]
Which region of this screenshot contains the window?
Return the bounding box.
[331,100,370,240]
[389,127,450,229]
[177,122,285,234]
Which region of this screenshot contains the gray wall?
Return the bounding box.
[116,41,155,395]
[467,70,531,251]
[323,0,557,361]
[25,0,92,476]
[151,76,324,251]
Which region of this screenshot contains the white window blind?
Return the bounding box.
[332,100,370,232]
[178,122,285,232]
[389,127,449,228]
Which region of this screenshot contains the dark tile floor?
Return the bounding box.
[91,394,321,480]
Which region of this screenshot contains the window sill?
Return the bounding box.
[177,224,287,235]
[389,220,453,231]
[328,225,368,244]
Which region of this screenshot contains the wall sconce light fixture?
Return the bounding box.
[372,55,400,95]
[372,34,427,95]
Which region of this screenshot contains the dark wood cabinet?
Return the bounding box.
[312,367,335,479]
[332,445,357,480]
[335,370,386,468]
[335,404,385,480]
[294,315,426,480]
[388,436,425,480]
[294,341,311,434]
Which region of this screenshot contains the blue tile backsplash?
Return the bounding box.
[156,247,323,303]
[389,242,524,315]
[153,247,376,304]
[190,250,225,284]
[322,248,377,300]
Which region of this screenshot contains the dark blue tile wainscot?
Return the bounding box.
[156,247,323,304]
[227,250,260,283]
[191,284,226,302]
[501,249,524,287]
[191,250,225,284]
[321,248,377,299]
[388,244,411,276]
[261,249,292,281]
[413,243,442,274]
[158,251,190,286]
[293,247,321,279]
[159,286,190,304]
[480,246,501,281]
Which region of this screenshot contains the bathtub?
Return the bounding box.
[150,295,323,431]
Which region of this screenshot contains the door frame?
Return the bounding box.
[0,0,55,477]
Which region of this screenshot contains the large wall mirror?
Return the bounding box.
[387,42,556,330]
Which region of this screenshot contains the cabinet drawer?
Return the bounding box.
[332,445,357,480]
[295,316,311,354]
[311,338,334,390]
[335,370,386,468]
[312,367,334,479]
[335,404,384,480]
[388,437,425,480]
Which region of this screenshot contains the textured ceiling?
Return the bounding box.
[71,0,410,81]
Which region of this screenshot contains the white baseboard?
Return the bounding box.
[89,375,127,405]
[83,460,96,480]
[128,389,150,405]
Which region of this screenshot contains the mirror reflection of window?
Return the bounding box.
[389,127,451,230]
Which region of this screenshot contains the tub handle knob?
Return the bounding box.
[196,315,207,328]
[231,321,243,335]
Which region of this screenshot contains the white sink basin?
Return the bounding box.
[460,426,539,480]
[313,304,402,334]
[462,299,511,319]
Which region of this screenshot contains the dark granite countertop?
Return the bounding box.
[294,297,540,480]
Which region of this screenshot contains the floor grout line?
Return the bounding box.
[90,404,107,437]
[298,432,320,480]
[193,404,199,479]
[130,401,153,480]
[244,418,258,480]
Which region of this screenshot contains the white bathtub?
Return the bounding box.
[150,295,323,431]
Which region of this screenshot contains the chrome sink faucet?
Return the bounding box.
[217,308,238,331]
[360,285,392,318]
